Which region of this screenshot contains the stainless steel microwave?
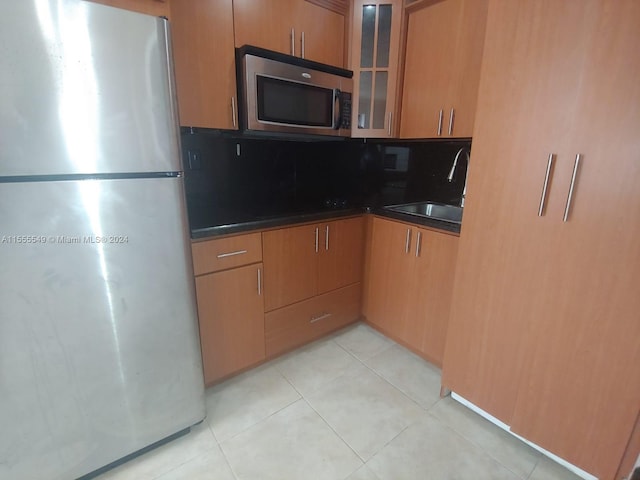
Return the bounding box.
[237,46,353,137]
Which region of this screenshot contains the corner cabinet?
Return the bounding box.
[442,1,640,479]
[233,0,346,68]
[350,0,403,138]
[191,233,265,385]
[262,216,364,356]
[170,0,238,129]
[399,0,488,138]
[363,217,458,366]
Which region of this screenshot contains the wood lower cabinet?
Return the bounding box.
[442,1,640,478]
[195,263,265,385]
[170,0,238,129]
[85,0,169,17]
[399,0,488,138]
[363,217,458,366]
[192,233,265,384]
[265,283,361,357]
[233,0,346,67]
[262,216,365,354]
[263,216,365,311]
[262,223,319,312]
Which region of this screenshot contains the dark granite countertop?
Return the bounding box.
[191,208,365,239]
[369,207,461,235]
[190,205,461,240]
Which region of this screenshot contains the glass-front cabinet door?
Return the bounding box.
[351,0,402,138]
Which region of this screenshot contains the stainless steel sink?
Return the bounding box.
[384,202,463,224]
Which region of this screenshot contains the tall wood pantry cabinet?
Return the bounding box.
[442,1,640,479]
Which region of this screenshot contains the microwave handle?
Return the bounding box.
[333,89,342,130]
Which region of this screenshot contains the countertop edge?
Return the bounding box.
[190,206,461,240]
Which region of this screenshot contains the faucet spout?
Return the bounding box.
[447,147,470,206]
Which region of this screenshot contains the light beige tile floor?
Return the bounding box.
[97,323,582,480]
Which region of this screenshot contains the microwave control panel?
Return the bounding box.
[341,92,352,129]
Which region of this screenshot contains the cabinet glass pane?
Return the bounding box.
[361,5,376,68]
[372,71,388,129]
[358,71,372,129]
[376,5,392,68]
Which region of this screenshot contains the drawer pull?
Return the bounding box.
[563,154,582,222]
[216,249,247,259]
[310,312,332,323]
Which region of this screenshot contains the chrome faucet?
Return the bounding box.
[447,147,470,207]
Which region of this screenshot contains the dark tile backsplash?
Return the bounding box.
[181,129,470,231]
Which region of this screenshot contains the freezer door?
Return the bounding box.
[0,177,205,480]
[0,1,181,176]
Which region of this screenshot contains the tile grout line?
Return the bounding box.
[204,422,241,480]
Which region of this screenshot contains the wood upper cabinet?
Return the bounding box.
[399,0,488,138]
[363,217,458,366]
[350,0,403,137]
[85,0,169,17]
[170,0,238,129]
[192,232,265,385]
[233,0,346,67]
[442,2,640,478]
[263,216,364,311]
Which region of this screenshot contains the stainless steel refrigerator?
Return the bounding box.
[0,2,206,479]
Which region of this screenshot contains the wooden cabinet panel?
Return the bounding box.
[85,0,169,17]
[234,0,345,67]
[265,283,361,357]
[400,0,459,138]
[399,0,487,139]
[262,224,319,311]
[443,1,640,478]
[412,229,458,366]
[362,217,413,335]
[508,3,640,478]
[195,263,265,384]
[170,0,238,129]
[297,1,345,67]
[191,232,262,275]
[317,216,365,294]
[446,0,489,137]
[363,217,458,365]
[233,0,296,56]
[442,0,592,425]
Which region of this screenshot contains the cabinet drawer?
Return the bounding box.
[265,283,361,357]
[192,232,262,275]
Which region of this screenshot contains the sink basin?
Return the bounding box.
[384,202,463,224]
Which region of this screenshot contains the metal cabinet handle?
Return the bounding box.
[231,97,237,127]
[216,249,247,258]
[291,28,295,56]
[437,109,443,136]
[415,231,422,257]
[538,153,555,216]
[448,108,455,135]
[563,154,582,222]
[257,268,262,296]
[387,112,393,136]
[315,227,319,253]
[310,312,332,323]
[301,31,305,59]
[405,228,412,254]
[325,225,329,251]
